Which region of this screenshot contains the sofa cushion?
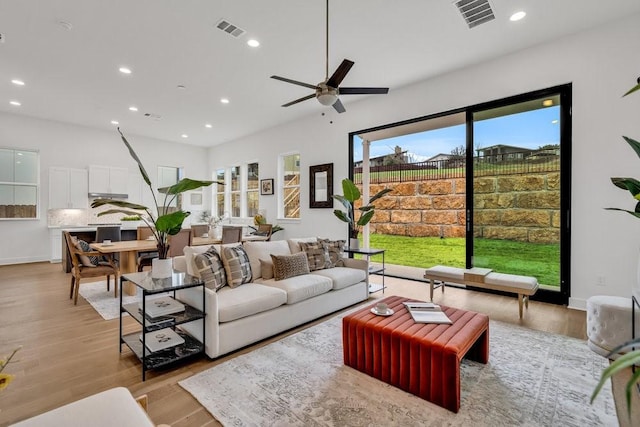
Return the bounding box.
[299,241,330,271]
[319,238,346,267]
[243,240,291,279]
[271,252,310,281]
[221,245,252,288]
[193,247,227,291]
[217,283,287,322]
[261,274,333,304]
[260,258,274,280]
[287,237,318,254]
[184,245,211,277]
[311,266,366,290]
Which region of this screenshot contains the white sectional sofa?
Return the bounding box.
[174,238,370,359]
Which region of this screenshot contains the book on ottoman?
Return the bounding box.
[140,327,185,352]
[403,302,452,324]
[139,296,184,318]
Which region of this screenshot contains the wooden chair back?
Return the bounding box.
[221,226,243,244]
[168,228,191,257]
[257,224,273,241]
[137,225,155,241]
[190,224,209,239]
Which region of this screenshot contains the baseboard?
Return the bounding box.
[0,256,49,266]
[568,297,587,311]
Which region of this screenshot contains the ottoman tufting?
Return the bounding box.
[586,295,639,359]
[342,295,489,413]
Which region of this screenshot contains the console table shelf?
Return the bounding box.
[119,271,206,380]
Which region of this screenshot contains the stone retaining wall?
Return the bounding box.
[362,172,559,244]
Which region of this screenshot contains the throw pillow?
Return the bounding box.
[194,247,227,291]
[319,239,346,268]
[73,238,99,267]
[260,258,274,280]
[299,241,330,271]
[271,252,310,281]
[221,245,253,288]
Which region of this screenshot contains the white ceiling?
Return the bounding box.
[1,0,639,147]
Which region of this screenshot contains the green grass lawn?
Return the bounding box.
[360,234,560,287]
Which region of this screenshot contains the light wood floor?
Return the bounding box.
[0,262,587,426]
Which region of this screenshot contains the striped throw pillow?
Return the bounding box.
[299,241,330,271]
[221,245,253,287]
[194,247,227,291]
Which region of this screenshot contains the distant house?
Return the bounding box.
[354,146,409,168]
[477,144,534,163]
[425,153,452,169]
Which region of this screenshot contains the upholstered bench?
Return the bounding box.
[424,265,538,318]
[342,296,489,413]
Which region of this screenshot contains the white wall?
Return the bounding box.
[209,14,640,308]
[0,113,209,264]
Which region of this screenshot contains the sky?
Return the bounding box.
[353,106,560,162]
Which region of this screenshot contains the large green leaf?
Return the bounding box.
[333,209,352,224]
[623,136,640,161]
[119,128,151,188]
[96,208,147,218]
[591,349,640,406]
[369,187,393,204]
[341,179,361,203]
[159,178,216,195]
[356,210,375,227]
[91,198,148,211]
[611,177,640,197]
[605,207,640,219]
[332,194,352,211]
[624,83,640,97]
[155,210,190,235]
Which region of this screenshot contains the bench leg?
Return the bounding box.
[518,294,524,319]
[429,279,434,301]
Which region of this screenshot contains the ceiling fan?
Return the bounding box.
[270,0,389,113]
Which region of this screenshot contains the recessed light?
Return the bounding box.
[177,84,186,89]
[111,120,119,125]
[220,98,230,104]
[542,99,554,107]
[181,134,189,138]
[119,67,132,74]
[57,21,73,31]
[11,79,25,86]
[205,124,212,128]
[510,11,526,22]
[247,39,260,48]
[129,106,138,112]
[10,100,21,106]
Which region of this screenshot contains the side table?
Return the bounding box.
[343,247,385,293]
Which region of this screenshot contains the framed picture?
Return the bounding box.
[190,193,203,205]
[309,163,333,208]
[260,178,274,195]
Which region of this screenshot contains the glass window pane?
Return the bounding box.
[0,184,37,218]
[283,187,300,218]
[247,191,259,217]
[15,151,38,183]
[231,193,240,217]
[216,193,225,217]
[0,149,14,182]
[231,166,240,191]
[247,162,259,190]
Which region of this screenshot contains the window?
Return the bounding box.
[213,169,225,217]
[230,166,241,217]
[246,162,259,218]
[280,153,300,219]
[0,148,39,219]
[157,166,182,210]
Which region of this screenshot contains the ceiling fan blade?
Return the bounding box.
[271,75,318,90]
[339,87,389,95]
[326,59,354,88]
[332,98,346,114]
[282,93,316,107]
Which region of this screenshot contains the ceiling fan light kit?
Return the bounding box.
[270,0,388,113]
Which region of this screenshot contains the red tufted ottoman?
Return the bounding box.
[343,295,489,413]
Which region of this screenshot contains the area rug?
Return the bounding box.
[179,313,617,426]
[78,280,164,320]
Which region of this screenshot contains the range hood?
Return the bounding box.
[88,192,128,199]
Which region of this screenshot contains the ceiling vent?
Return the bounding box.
[0,33,5,43]
[453,0,495,29]
[144,112,161,121]
[215,19,246,38]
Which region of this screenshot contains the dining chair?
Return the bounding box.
[190,224,209,240]
[136,225,158,272]
[168,228,192,257]
[221,226,243,244]
[96,225,121,264]
[64,231,119,305]
[257,224,273,241]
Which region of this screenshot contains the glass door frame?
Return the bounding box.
[465,84,572,305]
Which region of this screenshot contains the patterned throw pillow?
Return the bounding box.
[260,258,274,280]
[194,247,227,291]
[271,252,310,281]
[299,241,330,271]
[319,239,346,268]
[221,245,253,288]
[73,238,99,267]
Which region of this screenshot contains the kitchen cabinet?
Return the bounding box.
[49,228,62,262]
[89,165,129,196]
[49,167,89,209]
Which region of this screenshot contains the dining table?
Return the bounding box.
[90,240,158,296]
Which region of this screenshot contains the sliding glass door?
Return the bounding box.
[468,85,571,304]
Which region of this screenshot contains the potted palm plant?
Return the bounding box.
[332,178,392,249]
[591,79,640,416]
[91,129,217,277]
